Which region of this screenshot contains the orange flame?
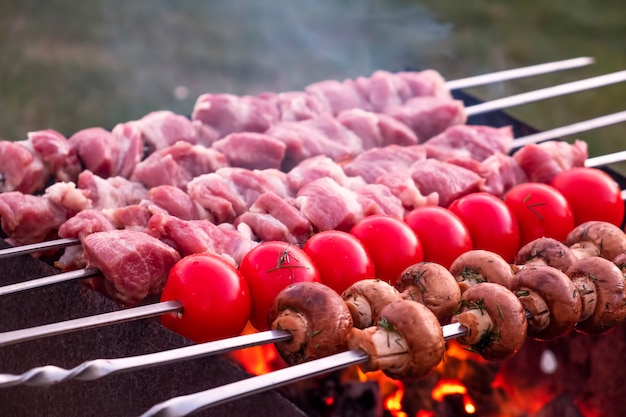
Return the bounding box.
[229,322,285,375]
[432,378,476,414]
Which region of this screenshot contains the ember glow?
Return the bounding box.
[432,378,476,414]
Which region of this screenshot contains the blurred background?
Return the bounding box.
[1,0,625,170]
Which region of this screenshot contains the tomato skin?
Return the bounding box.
[550,167,624,227]
[349,215,423,283]
[161,253,251,343]
[302,230,376,294]
[503,182,575,246]
[403,206,473,269]
[239,241,321,331]
[448,192,521,263]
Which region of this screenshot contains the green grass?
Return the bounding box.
[1,1,624,171]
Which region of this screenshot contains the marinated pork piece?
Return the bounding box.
[474,153,529,197]
[287,155,366,191]
[566,257,626,335]
[423,125,514,162]
[147,212,256,265]
[131,110,200,152]
[342,144,427,184]
[342,279,403,328]
[353,70,413,112]
[102,203,155,231]
[564,221,626,260]
[58,209,116,239]
[337,109,419,150]
[186,173,247,224]
[0,140,48,194]
[295,177,364,232]
[235,191,312,245]
[110,122,144,178]
[211,132,286,170]
[28,129,82,183]
[146,185,211,221]
[452,282,527,361]
[510,265,581,340]
[305,78,371,115]
[515,237,577,273]
[512,139,588,183]
[68,127,121,179]
[267,114,364,172]
[355,184,406,218]
[396,69,452,100]
[82,229,181,305]
[385,96,467,141]
[395,262,461,324]
[270,90,332,121]
[375,170,440,209]
[410,159,485,207]
[191,93,279,138]
[269,281,354,365]
[348,300,445,381]
[450,250,514,292]
[77,171,147,210]
[130,141,228,189]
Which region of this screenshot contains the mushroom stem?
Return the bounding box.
[271,308,309,354]
[348,327,410,373]
[344,298,373,329]
[516,289,550,332]
[570,276,597,322]
[569,242,601,259]
[454,309,494,346]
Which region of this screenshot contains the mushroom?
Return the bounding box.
[342,279,403,329]
[269,281,353,365]
[514,237,577,273]
[395,262,461,324]
[565,257,626,335]
[451,282,527,361]
[449,250,514,292]
[564,221,626,261]
[347,299,445,381]
[509,264,582,340]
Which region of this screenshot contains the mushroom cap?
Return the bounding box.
[515,237,577,273]
[566,257,626,335]
[395,262,462,324]
[269,281,353,365]
[510,265,581,340]
[452,282,527,361]
[449,250,514,290]
[377,300,445,381]
[565,221,626,261]
[342,279,402,328]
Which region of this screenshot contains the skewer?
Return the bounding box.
[443,57,594,90]
[138,322,471,417]
[586,149,626,168]
[0,317,468,388]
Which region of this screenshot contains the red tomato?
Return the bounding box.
[302,230,376,294]
[161,253,251,343]
[404,206,473,269]
[239,241,321,331]
[349,215,423,283]
[504,182,575,246]
[550,167,624,227]
[448,192,521,262]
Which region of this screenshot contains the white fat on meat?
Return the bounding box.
[147,213,256,266]
[82,229,181,305]
[423,125,514,162]
[78,171,147,210]
[0,140,48,194]
[375,170,439,209]
[337,108,418,150]
[235,191,313,245]
[385,96,467,141]
[287,155,366,191]
[212,132,286,170]
[130,141,228,189]
[191,93,279,138]
[410,159,485,208]
[45,181,93,214]
[342,144,427,184]
[513,139,588,183]
[295,177,364,232]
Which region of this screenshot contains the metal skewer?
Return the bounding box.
[139,322,470,417]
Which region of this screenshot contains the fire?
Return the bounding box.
[432,378,476,414]
[229,322,285,375]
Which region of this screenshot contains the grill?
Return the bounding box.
[1,59,626,417]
